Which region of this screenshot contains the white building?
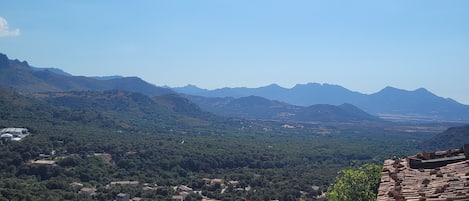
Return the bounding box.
[0,128,29,136]
[0,128,30,141]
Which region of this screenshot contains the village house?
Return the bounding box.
[228,180,239,187]
[0,127,30,142]
[172,195,184,201]
[115,193,145,201]
[79,187,97,197]
[29,159,56,165]
[110,180,140,186]
[210,178,224,185]
[142,186,155,191]
[116,193,130,201]
[69,182,84,189]
[177,185,193,192]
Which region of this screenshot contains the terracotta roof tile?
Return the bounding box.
[377,146,469,201]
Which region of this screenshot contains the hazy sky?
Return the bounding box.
[1,1,468,103]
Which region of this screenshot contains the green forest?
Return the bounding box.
[0,88,449,201]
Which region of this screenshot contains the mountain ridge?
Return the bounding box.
[2,52,468,122]
[0,53,173,96]
[29,89,221,130]
[181,94,380,122]
[173,84,469,122]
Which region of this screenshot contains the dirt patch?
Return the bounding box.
[93,153,116,167]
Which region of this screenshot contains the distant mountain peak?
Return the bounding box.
[262,83,283,89]
[379,86,402,92]
[292,82,347,90]
[0,52,173,96]
[173,83,469,122]
[0,53,9,67]
[31,66,73,77]
[183,84,208,90]
[293,82,320,88]
[377,86,435,96]
[91,75,124,80]
[0,53,7,60]
[185,84,199,88]
[413,87,433,95]
[415,87,428,92]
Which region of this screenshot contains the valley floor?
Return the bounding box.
[0,120,455,201]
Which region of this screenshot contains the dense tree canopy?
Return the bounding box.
[0,87,435,200]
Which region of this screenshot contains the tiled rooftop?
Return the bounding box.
[377,145,469,201]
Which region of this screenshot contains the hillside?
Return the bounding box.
[0,87,129,130]
[33,90,218,130]
[0,85,228,134]
[174,84,469,122]
[295,103,379,122]
[0,85,450,201]
[182,95,379,122]
[0,53,172,96]
[421,124,469,151]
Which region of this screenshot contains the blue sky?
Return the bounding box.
[1,1,468,104]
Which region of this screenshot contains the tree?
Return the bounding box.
[327,164,381,201]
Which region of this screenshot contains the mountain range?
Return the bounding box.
[0,53,172,96]
[0,53,379,123]
[1,52,468,123]
[174,84,469,122]
[182,95,379,122]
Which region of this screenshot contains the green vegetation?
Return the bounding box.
[0,87,443,200]
[422,124,469,151]
[327,164,382,201]
[0,125,396,201]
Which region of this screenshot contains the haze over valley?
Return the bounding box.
[1,1,469,200]
[0,52,468,199]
